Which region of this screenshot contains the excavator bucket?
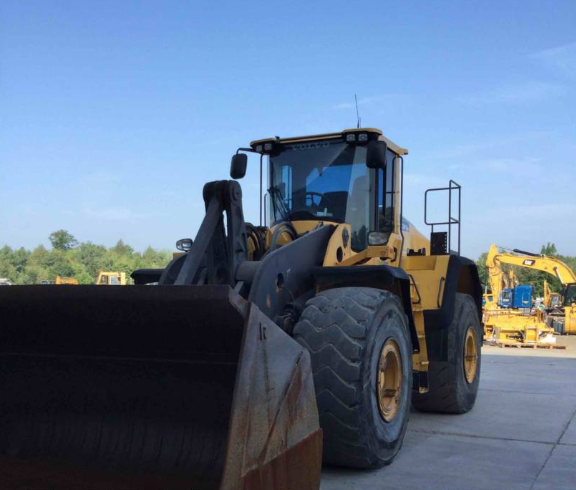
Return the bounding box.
[0,285,322,490]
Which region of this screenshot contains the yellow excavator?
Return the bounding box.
[484,244,576,345]
[493,247,576,335]
[0,128,483,489]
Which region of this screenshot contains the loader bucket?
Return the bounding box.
[0,285,322,490]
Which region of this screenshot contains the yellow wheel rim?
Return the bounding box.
[377,339,403,422]
[463,327,478,384]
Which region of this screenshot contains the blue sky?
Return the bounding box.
[1,0,575,259]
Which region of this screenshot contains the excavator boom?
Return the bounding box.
[488,245,576,285]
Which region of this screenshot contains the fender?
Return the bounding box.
[423,255,482,361]
[312,265,419,353]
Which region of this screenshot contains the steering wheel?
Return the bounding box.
[305,191,333,209]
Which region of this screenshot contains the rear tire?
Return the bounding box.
[412,293,481,414]
[293,287,412,468]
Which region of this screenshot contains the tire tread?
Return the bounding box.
[293,287,404,467]
[412,293,481,414]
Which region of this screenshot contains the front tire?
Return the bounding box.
[293,287,412,468]
[412,293,481,414]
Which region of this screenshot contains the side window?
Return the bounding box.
[346,163,370,251]
[281,165,292,209]
[378,150,396,232]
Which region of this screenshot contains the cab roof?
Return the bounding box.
[250,128,408,156]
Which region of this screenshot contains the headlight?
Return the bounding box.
[368,231,389,246]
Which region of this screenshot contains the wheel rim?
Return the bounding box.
[377,339,403,422]
[463,326,478,384]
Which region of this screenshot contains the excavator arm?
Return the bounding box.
[487,245,576,285]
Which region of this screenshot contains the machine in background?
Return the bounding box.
[483,244,576,347]
[95,270,127,285]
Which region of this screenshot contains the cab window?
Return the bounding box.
[377,149,397,235]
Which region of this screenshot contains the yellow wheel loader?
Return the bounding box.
[95,270,127,285]
[0,128,483,490]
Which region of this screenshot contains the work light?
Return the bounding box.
[368,231,388,246]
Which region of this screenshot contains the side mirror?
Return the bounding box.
[176,238,193,252]
[230,153,248,179]
[366,140,387,169]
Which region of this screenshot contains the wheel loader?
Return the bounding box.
[0,128,483,490]
[95,270,127,285]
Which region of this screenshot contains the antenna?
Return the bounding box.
[355,94,361,128]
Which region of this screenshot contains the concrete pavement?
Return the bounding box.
[321,337,576,490]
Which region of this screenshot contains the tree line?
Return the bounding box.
[0,230,172,285]
[1,232,575,293]
[475,243,576,297]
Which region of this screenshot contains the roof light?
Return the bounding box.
[264,143,273,152]
[256,145,263,152]
[358,133,368,142]
[345,133,356,142]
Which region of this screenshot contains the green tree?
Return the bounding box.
[46,250,75,278]
[541,242,558,257]
[21,263,50,284]
[0,238,174,284]
[111,239,133,256]
[12,247,30,274]
[27,245,49,268]
[476,252,489,291]
[0,256,17,282]
[141,246,172,268]
[49,230,78,251]
[0,246,31,283]
[72,242,108,279]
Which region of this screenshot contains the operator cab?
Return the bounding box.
[563,283,576,306]
[249,129,406,252]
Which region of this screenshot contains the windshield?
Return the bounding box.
[270,140,371,250]
[564,284,576,306]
